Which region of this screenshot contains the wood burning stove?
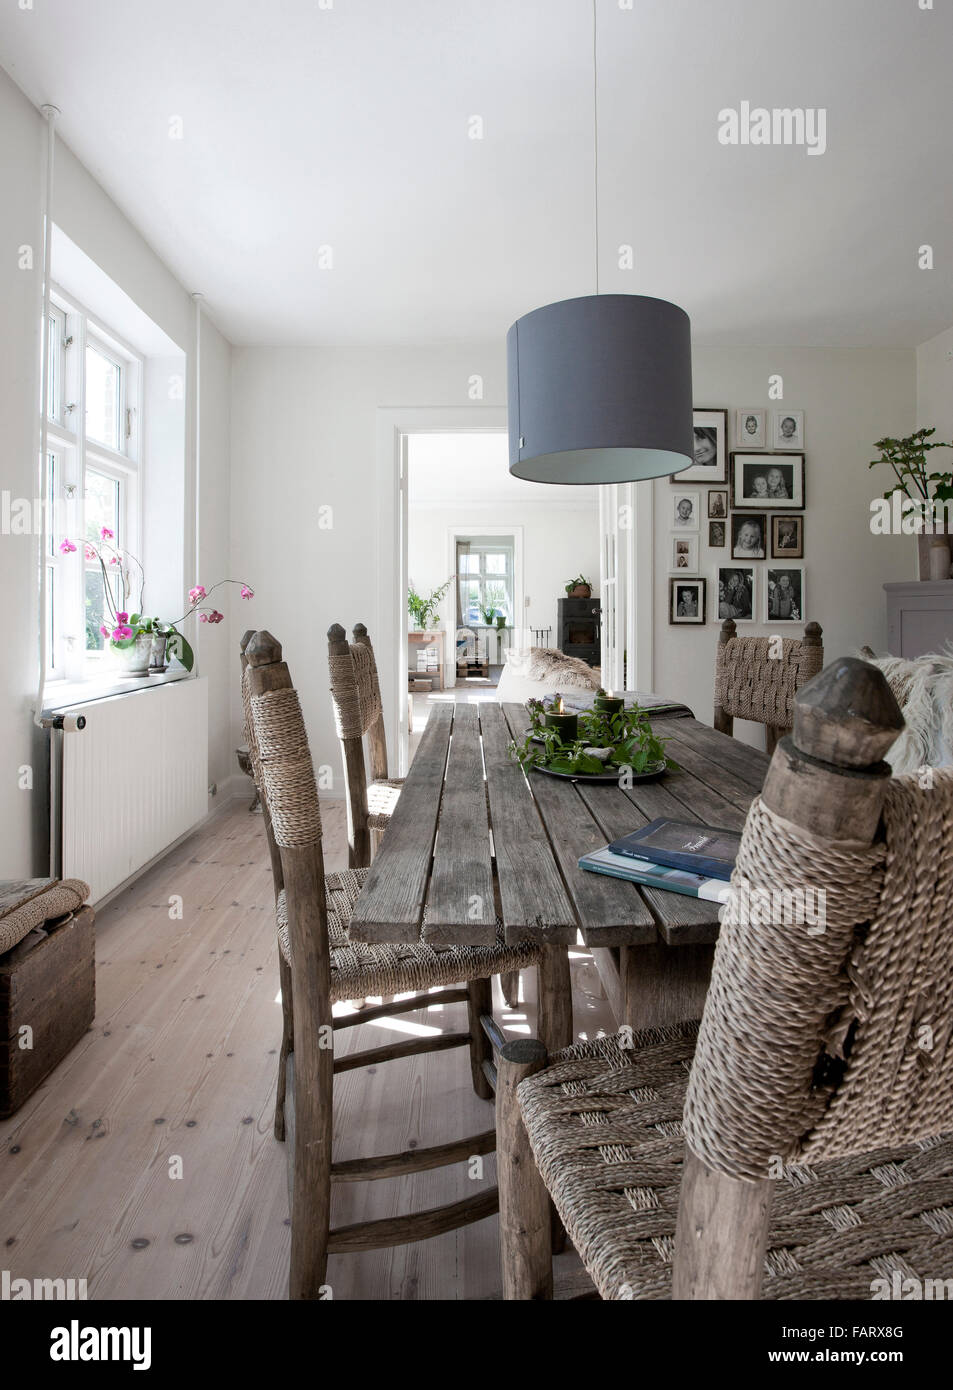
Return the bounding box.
[557,597,601,667]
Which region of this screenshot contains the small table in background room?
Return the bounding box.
[347,702,769,1047]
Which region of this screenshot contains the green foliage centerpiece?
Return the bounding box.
[509,691,676,780]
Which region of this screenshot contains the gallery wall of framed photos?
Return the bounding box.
[668,405,808,629]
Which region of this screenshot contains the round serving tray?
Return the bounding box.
[528,759,667,785]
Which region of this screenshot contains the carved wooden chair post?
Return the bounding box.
[497,656,953,1300]
[327,622,404,870]
[713,617,823,754]
[245,630,543,1299]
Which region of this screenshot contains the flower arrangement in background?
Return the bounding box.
[61,528,253,671]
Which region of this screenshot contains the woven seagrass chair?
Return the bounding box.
[243,630,543,1298]
[328,622,405,869]
[496,656,953,1300]
[713,617,823,753]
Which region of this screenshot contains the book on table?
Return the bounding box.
[607,817,741,881]
[578,847,731,903]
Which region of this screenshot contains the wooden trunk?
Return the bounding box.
[0,905,95,1118]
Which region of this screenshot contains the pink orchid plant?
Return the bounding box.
[64,528,253,671]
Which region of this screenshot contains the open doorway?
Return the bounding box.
[404,431,600,759]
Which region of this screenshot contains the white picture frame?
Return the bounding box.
[714,565,756,623]
[773,410,804,450]
[735,408,766,449]
[765,566,805,623]
[672,490,700,531]
[670,534,699,572]
[673,410,728,483]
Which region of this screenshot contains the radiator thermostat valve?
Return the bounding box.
[42,711,87,732]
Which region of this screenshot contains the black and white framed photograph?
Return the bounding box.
[715,566,755,622]
[670,534,699,572]
[707,488,728,519]
[669,577,707,625]
[708,519,726,548]
[730,452,804,510]
[672,490,700,530]
[735,409,766,449]
[730,512,767,560]
[771,514,804,558]
[674,409,728,483]
[766,567,805,622]
[773,410,804,450]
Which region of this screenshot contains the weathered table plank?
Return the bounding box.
[347,703,453,943]
[500,705,657,946]
[423,704,497,946]
[662,731,768,811]
[480,704,578,944]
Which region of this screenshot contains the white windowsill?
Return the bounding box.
[43,667,193,714]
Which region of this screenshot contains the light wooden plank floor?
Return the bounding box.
[0,797,614,1300]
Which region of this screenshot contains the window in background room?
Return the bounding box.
[43,288,142,682]
[456,536,515,626]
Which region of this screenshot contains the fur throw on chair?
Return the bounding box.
[858,645,953,773]
[508,646,602,690]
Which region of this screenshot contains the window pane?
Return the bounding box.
[47,565,56,670]
[485,553,507,575]
[460,553,480,575]
[47,314,58,419]
[85,566,120,651]
[86,344,122,449]
[85,468,120,547]
[47,452,56,556]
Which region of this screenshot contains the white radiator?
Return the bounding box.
[58,678,209,904]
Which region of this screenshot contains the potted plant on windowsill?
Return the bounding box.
[868,428,953,580]
[63,528,254,675]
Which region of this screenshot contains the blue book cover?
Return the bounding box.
[578,848,731,902]
[607,817,740,881]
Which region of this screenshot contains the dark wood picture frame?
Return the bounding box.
[771,514,804,558]
[730,511,768,560]
[730,451,804,510]
[669,576,707,625]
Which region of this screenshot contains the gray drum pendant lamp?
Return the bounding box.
[506,6,693,485]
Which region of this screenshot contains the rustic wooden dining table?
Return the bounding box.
[347,700,770,1053]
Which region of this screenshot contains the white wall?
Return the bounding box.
[0,66,234,876]
[408,502,599,647]
[229,346,509,785]
[652,348,917,742]
[917,325,953,442]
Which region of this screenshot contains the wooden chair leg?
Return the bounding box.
[537,946,573,1055]
[274,952,294,1141]
[466,976,495,1100]
[496,1039,553,1299]
[500,970,521,1009]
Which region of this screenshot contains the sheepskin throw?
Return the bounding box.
[859,645,953,773]
[505,646,602,691]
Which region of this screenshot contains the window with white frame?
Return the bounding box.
[43,288,142,682]
[456,536,515,626]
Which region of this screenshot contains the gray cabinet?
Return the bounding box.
[884,581,953,658]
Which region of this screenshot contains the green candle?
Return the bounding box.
[544,706,578,743]
[593,692,624,716]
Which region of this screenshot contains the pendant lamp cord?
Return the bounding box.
[592,0,599,296]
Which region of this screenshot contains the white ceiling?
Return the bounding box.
[2,0,950,348]
[407,432,599,504]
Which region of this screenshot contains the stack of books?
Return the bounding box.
[578,818,741,901]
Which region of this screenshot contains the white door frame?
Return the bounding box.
[446,524,524,686]
[375,407,507,775]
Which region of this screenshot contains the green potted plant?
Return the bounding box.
[565,573,592,598]
[868,428,953,579]
[407,576,455,630]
